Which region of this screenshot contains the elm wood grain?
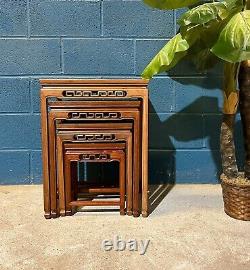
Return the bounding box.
[56,122,133,131]
[40,79,148,87]
[57,138,131,216]
[64,143,126,216]
[60,133,132,214]
[49,108,140,218]
[40,93,145,219]
[40,79,148,218]
[56,126,133,215]
[78,187,120,194]
[48,100,140,108]
[69,201,121,207]
[64,142,126,148]
[49,110,136,218]
[56,122,134,214]
[65,149,126,215]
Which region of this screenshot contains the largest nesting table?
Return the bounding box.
[40,79,149,218]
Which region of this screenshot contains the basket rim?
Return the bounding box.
[221,179,250,188]
[220,174,250,188]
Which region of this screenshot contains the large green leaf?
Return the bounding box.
[190,48,219,71]
[143,0,200,10]
[141,33,189,78]
[178,0,244,26]
[142,16,223,78]
[178,2,228,26]
[211,10,250,62]
[180,21,222,71]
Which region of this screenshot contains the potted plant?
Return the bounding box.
[142,0,250,220]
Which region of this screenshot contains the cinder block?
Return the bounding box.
[63,39,134,75]
[103,1,174,37]
[175,78,205,113]
[204,114,221,150]
[30,0,101,36]
[149,113,203,149]
[149,113,175,150]
[149,149,220,183]
[149,150,175,185]
[0,114,41,149]
[30,151,42,184]
[135,40,167,76]
[30,79,41,113]
[148,78,175,113]
[171,114,203,149]
[0,78,30,112]
[175,150,220,183]
[0,0,27,36]
[0,39,61,75]
[203,77,223,113]
[0,151,30,184]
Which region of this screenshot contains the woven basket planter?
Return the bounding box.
[221,176,250,221]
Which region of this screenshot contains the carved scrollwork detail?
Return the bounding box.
[63,90,127,98]
[80,154,110,161]
[68,112,121,119]
[74,134,116,141]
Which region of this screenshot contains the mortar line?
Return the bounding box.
[100,0,104,36]
[28,79,33,114]
[0,112,40,116]
[174,10,177,35]
[60,38,64,74]
[29,150,32,184]
[133,39,137,75]
[173,79,176,113]
[0,149,40,152]
[27,0,31,38]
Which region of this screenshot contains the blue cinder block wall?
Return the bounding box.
[0,0,244,184]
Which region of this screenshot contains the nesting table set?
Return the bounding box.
[40,79,149,218]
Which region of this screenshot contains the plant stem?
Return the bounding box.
[239,61,250,180]
[220,114,238,178]
[220,63,239,179]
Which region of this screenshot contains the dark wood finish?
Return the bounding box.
[40,79,148,218]
[48,100,141,108]
[57,139,130,216]
[56,128,133,215]
[49,108,140,217]
[65,150,126,215]
[40,78,148,87]
[78,187,120,193]
[56,122,133,131]
[69,201,120,207]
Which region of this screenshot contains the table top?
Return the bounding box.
[40,78,149,88]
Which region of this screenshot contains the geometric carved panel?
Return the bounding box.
[79,154,111,161]
[74,134,116,141]
[68,112,121,119]
[63,90,127,98]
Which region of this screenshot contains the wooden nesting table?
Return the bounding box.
[40,79,149,218]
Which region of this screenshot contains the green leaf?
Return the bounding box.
[180,22,221,72]
[211,10,250,62]
[141,33,189,79]
[178,2,228,26]
[178,0,244,26]
[191,48,219,71]
[143,0,200,10]
[141,16,223,78]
